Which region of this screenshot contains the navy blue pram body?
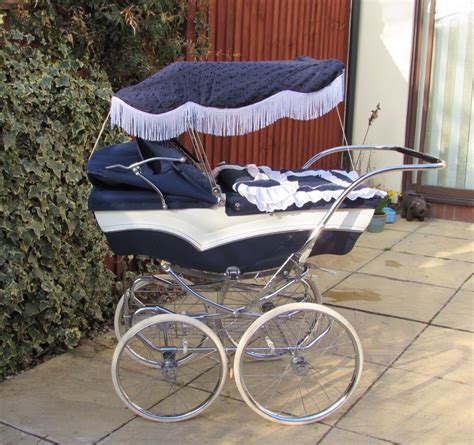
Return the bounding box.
[88,139,380,273]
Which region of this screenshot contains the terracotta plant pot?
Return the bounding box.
[367,213,386,233]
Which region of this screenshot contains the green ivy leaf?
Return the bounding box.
[38,75,53,89]
[3,132,16,150]
[57,75,70,88]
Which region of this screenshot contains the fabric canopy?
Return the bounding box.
[111,57,344,141]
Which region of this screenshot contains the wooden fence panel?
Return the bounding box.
[187,0,351,170]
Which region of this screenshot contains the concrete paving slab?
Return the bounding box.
[333,308,424,366]
[338,368,474,444]
[325,273,454,322]
[393,326,473,384]
[417,219,474,240]
[99,395,331,445]
[320,427,391,444]
[461,274,474,292]
[309,270,350,294]
[0,424,51,445]
[356,229,408,250]
[0,345,134,445]
[358,251,473,288]
[309,247,381,273]
[321,362,386,426]
[393,232,474,263]
[432,290,474,332]
[68,331,117,359]
[384,218,420,232]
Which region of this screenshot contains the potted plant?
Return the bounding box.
[367,191,393,233]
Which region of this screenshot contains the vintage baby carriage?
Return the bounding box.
[87,58,445,424]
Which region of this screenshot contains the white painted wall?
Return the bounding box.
[352,0,415,196]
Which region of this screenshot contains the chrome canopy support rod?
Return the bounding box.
[187,128,222,200]
[89,110,111,161]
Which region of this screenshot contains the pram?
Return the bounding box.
[88,58,445,424]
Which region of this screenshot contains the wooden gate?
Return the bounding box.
[186,0,352,170]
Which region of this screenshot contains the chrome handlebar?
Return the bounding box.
[296,145,446,260]
[301,144,445,169]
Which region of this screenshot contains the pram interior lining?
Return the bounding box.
[88,139,382,214]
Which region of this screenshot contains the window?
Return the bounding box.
[406,0,473,205]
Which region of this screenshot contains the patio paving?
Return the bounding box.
[0,217,472,444]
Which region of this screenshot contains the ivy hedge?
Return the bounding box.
[0,31,116,377]
[8,1,209,89]
[0,2,208,379]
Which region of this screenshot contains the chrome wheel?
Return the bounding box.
[112,314,227,422]
[234,303,363,424]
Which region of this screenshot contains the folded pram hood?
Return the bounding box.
[111,57,344,141]
[87,140,218,209]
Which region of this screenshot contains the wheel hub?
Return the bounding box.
[291,355,309,376]
[162,352,178,381]
[261,301,276,313]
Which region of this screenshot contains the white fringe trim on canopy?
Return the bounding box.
[110,73,344,141]
[213,164,386,213]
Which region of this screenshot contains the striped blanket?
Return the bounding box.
[214,164,386,213]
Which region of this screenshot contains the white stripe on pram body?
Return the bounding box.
[94,206,374,252]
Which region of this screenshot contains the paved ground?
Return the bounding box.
[0,218,472,444]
